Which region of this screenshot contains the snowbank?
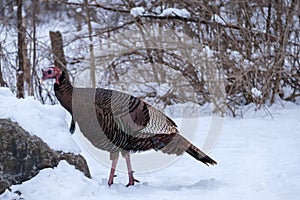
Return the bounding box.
[0,87,79,153]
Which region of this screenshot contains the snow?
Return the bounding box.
[160,8,191,18]
[130,7,192,18]
[130,7,145,17]
[67,0,82,3]
[211,14,226,25]
[0,88,79,153]
[76,8,82,13]
[135,82,171,97]
[1,87,300,200]
[156,83,170,96]
[251,87,262,98]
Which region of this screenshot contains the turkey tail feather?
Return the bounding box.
[186,143,217,166]
[158,133,217,166]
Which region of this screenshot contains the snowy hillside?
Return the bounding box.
[0,87,300,200]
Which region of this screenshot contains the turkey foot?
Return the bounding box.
[126,174,140,187]
[108,174,117,187]
[125,154,140,187]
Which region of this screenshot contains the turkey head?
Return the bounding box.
[41,67,62,84]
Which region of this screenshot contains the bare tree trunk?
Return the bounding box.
[16,0,25,98]
[49,31,69,80]
[0,43,7,87]
[84,0,96,88]
[22,18,31,96]
[31,0,37,97]
[266,0,272,55]
[0,64,7,87]
[0,69,6,87]
[271,0,297,104]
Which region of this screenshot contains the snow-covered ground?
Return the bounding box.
[0,87,300,200]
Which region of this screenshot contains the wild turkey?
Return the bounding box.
[41,66,217,187]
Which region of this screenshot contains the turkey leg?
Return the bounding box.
[125,154,140,187]
[108,156,118,186]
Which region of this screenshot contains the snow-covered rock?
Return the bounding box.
[0,118,90,194]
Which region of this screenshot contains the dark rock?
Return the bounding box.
[58,152,91,178]
[0,118,91,194]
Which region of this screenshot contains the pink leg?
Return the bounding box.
[108,157,118,186]
[125,154,140,187]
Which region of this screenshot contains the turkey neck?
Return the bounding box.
[54,72,73,115]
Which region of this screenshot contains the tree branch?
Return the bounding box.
[65,2,129,13]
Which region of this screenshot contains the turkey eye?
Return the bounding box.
[47,70,52,74]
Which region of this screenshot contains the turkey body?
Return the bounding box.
[55,76,177,154]
[47,68,217,186]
